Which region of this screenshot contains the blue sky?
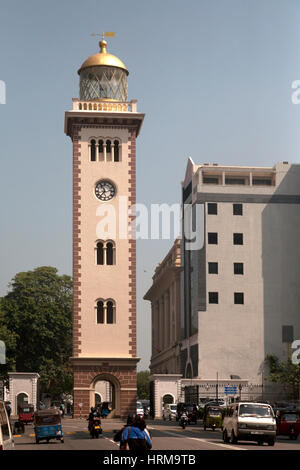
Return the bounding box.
[1,0,300,370]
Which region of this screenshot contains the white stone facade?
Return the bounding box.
[8,372,40,415]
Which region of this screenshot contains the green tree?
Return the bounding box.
[265,354,300,400]
[137,370,150,399]
[0,266,73,399]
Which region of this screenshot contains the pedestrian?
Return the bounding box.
[120,415,152,451]
[114,415,135,449]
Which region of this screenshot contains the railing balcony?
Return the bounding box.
[72,99,137,113]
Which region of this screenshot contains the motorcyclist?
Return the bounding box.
[87,407,101,432]
[179,408,188,428]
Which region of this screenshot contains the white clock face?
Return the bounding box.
[95,180,116,201]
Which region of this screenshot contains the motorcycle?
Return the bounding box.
[179,413,189,429]
[89,416,102,438]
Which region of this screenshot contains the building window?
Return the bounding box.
[96,240,116,265]
[113,140,120,162]
[90,139,96,161]
[225,177,246,185]
[96,242,104,265]
[234,292,244,304]
[106,139,112,154]
[234,263,244,275]
[203,176,220,184]
[209,292,219,304]
[253,178,272,186]
[208,262,218,274]
[98,139,104,154]
[208,203,217,215]
[233,233,243,245]
[106,300,115,324]
[96,299,116,324]
[233,204,243,215]
[208,233,218,244]
[97,300,104,323]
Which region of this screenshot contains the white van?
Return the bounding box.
[0,401,14,450]
[222,402,276,446]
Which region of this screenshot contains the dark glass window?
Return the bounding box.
[209,292,219,304]
[234,293,244,304]
[233,233,243,245]
[98,140,104,153]
[114,140,119,162]
[97,301,104,323]
[233,204,243,215]
[208,203,217,215]
[208,262,218,274]
[253,178,272,186]
[106,301,114,324]
[106,242,114,265]
[90,139,96,161]
[225,178,245,185]
[208,233,218,244]
[106,140,111,153]
[203,177,219,184]
[234,263,244,275]
[97,242,104,265]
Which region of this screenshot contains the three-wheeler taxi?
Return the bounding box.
[275,409,300,440]
[34,409,64,444]
[203,405,223,431]
[18,404,34,425]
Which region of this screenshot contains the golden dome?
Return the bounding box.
[78,39,128,75]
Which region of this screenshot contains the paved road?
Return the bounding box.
[13,417,300,451]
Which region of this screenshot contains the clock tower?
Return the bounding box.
[65,37,144,418]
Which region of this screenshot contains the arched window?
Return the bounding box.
[90,139,96,161]
[106,300,114,324]
[114,140,119,162]
[98,139,104,153]
[97,301,104,324]
[95,241,115,265]
[96,242,104,265]
[106,140,111,154]
[106,242,114,265]
[96,299,116,324]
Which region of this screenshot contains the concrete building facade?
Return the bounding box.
[181,160,300,394]
[146,160,300,415]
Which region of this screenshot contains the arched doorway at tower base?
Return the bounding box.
[90,374,121,418]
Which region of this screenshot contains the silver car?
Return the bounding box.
[222,402,276,446]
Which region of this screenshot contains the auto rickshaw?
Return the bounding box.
[275,409,300,440]
[18,404,34,425]
[203,405,223,431]
[33,409,64,444]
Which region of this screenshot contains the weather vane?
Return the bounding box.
[91,32,115,39]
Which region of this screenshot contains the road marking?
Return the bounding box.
[103,436,119,446]
[147,427,247,451]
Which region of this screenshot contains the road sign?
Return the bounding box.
[224,386,238,395]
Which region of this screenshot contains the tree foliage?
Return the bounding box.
[137,370,150,399]
[265,354,300,400]
[0,267,73,399]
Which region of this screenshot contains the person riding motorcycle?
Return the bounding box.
[87,407,101,435]
[179,409,189,429]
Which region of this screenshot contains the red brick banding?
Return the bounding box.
[128,129,137,358]
[73,125,82,357]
